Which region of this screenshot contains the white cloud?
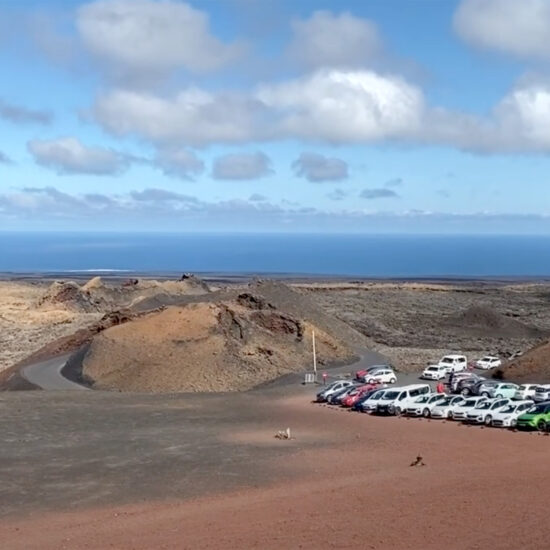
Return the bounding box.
[292,152,348,182]
[288,11,382,68]
[360,188,399,199]
[76,0,244,78]
[257,69,425,142]
[27,137,129,175]
[454,0,550,59]
[0,98,52,125]
[155,148,204,180]
[93,88,264,146]
[212,152,272,180]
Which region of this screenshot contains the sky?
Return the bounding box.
[0,0,550,233]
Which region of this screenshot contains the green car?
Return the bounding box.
[516,402,550,431]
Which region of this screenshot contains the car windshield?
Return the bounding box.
[481,357,493,361]
[438,397,456,406]
[441,358,453,363]
[426,367,437,371]
[501,405,516,414]
[527,405,546,414]
[429,395,443,403]
[370,391,384,400]
[382,391,400,400]
[476,402,492,410]
[415,396,430,403]
[462,399,478,407]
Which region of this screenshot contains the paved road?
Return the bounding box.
[21,354,88,391]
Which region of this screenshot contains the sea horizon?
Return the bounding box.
[2,232,550,278]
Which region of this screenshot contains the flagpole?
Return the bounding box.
[312,329,317,377]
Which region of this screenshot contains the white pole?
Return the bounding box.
[312,329,317,376]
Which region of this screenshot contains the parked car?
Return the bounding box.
[450,396,488,420]
[438,354,468,374]
[514,384,539,401]
[533,385,550,403]
[477,382,519,399]
[404,393,446,417]
[430,395,467,419]
[491,401,534,428]
[355,364,391,382]
[421,365,447,380]
[359,388,390,413]
[328,385,358,405]
[516,402,550,431]
[374,384,432,415]
[316,380,355,402]
[465,398,511,425]
[341,384,378,408]
[455,376,487,396]
[363,368,397,385]
[450,372,483,393]
[351,389,380,412]
[475,356,502,370]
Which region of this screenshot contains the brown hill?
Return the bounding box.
[498,339,550,382]
[81,290,356,393]
[37,281,104,313]
[38,276,211,314]
[442,305,544,338]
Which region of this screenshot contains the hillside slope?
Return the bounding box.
[82,291,356,392]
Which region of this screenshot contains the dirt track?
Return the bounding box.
[2,388,549,549]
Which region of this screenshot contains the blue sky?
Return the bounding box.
[1,0,550,233]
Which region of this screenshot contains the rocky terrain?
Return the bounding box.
[2,276,549,387]
[301,282,550,373]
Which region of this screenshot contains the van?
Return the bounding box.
[375,384,432,415]
[438,354,468,374]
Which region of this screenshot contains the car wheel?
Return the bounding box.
[446,411,452,419]
[394,406,402,416]
[537,419,546,432]
[423,408,430,418]
[481,391,490,397]
[496,394,503,398]
[389,377,396,384]
[510,419,517,428]
[484,415,492,426]
[461,388,470,396]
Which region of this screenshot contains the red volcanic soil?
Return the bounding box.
[2,395,549,550]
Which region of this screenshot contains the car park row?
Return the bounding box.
[315,362,550,432]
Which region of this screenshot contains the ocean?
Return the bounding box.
[1,233,549,278]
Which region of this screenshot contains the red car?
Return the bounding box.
[341,384,378,407]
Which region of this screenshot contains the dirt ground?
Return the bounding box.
[1,385,549,550]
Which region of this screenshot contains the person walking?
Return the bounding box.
[436,380,445,394]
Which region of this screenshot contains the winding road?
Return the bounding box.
[22,354,88,390]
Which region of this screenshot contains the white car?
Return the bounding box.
[422,365,447,380]
[450,396,488,420]
[465,398,511,425]
[404,393,447,417]
[438,354,468,374]
[374,384,432,415]
[514,384,538,401]
[364,368,397,385]
[475,356,502,370]
[430,395,466,419]
[360,388,390,413]
[491,400,534,428]
[533,385,550,403]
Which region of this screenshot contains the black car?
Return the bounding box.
[456,376,487,396]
